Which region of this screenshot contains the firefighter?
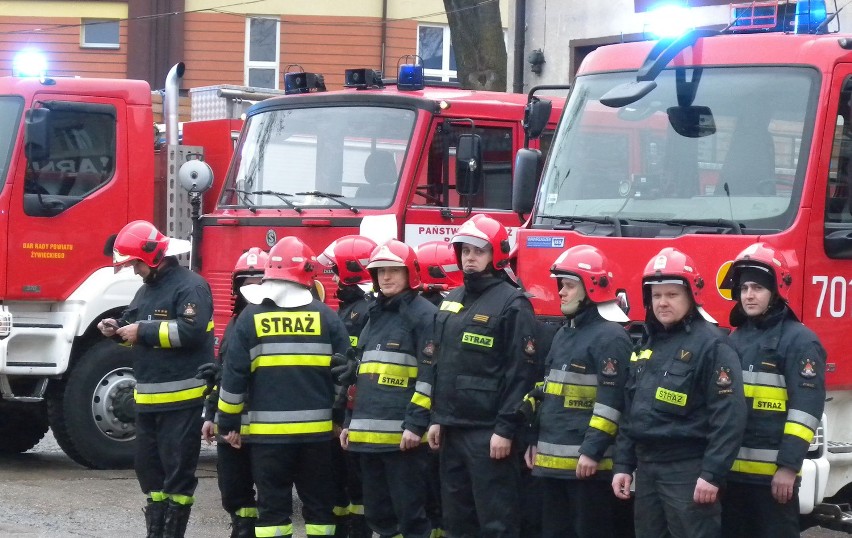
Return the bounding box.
[318,235,377,538]
[427,214,539,538]
[199,247,268,538]
[522,245,632,538]
[216,236,351,538]
[98,220,214,538]
[340,239,437,538]
[611,247,747,538]
[415,240,463,307]
[718,243,826,538]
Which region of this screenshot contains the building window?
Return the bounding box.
[245,17,280,89]
[81,19,119,49]
[418,25,457,83]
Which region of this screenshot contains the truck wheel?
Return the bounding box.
[0,400,49,453]
[50,340,137,469]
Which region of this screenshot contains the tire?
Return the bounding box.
[51,340,137,469]
[0,400,49,453]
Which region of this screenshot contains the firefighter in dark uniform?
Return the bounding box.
[340,239,437,538]
[199,247,267,538]
[427,214,539,538]
[612,247,747,538]
[217,236,351,538]
[318,235,376,538]
[99,220,214,538]
[719,243,826,538]
[523,245,632,538]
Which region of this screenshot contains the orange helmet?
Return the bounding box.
[641,247,705,307]
[366,239,421,290]
[318,235,377,285]
[450,214,511,270]
[550,245,617,303]
[264,236,317,287]
[720,242,792,302]
[417,241,463,288]
[112,220,190,271]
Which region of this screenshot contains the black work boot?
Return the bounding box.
[143,500,167,538]
[230,512,256,538]
[162,501,192,538]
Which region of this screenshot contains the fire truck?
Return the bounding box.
[0,59,563,469]
[510,2,852,527]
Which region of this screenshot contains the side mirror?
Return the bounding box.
[512,148,542,216]
[24,108,50,162]
[667,106,716,138]
[455,134,482,196]
[524,98,553,140]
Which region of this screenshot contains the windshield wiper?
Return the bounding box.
[543,214,623,237]
[632,217,745,234]
[224,187,257,214]
[251,190,302,213]
[295,191,360,214]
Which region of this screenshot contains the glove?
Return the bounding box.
[515,385,545,424]
[331,351,358,386]
[195,362,222,397]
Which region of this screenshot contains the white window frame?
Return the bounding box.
[417,24,456,82]
[244,16,280,89]
[80,19,120,49]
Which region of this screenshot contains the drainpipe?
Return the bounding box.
[164,62,185,145]
[512,0,526,94]
[381,0,388,75]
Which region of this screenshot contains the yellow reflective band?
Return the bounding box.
[168,494,194,506]
[655,387,687,407]
[207,320,214,332]
[535,453,613,471]
[158,322,172,348]
[333,505,350,516]
[753,398,786,412]
[349,336,358,347]
[240,424,250,435]
[731,459,778,476]
[744,384,788,401]
[135,385,206,405]
[544,382,597,399]
[305,523,336,536]
[254,311,320,336]
[251,354,332,372]
[589,415,618,436]
[256,523,294,537]
[411,392,432,410]
[439,301,464,313]
[378,374,409,388]
[235,507,258,518]
[631,349,653,362]
[564,397,594,409]
[358,362,417,378]
[249,420,333,436]
[348,503,364,515]
[348,431,403,445]
[217,399,244,414]
[149,491,167,502]
[784,421,815,443]
[430,530,444,538]
[461,332,493,348]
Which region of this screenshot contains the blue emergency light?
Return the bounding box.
[794,0,827,33]
[397,55,424,91]
[645,4,694,39]
[12,50,47,78]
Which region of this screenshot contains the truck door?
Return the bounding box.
[805,65,852,387]
[404,119,520,247]
[6,97,129,301]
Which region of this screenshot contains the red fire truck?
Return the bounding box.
[511,3,852,527]
[0,60,563,469]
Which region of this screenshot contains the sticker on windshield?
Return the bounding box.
[546,194,558,205]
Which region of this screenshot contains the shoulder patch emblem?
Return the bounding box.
[801,358,817,378]
[716,367,732,388]
[182,303,196,317]
[601,358,618,377]
[423,341,435,358]
[524,336,536,357]
[678,349,692,362]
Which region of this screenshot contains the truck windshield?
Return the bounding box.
[0,96,24,191]
[220,105,416,210]
[536,67,817,234]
